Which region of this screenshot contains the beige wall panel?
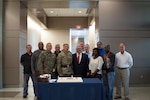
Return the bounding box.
[0,0,3,88]
[4,38,19,68]
[4,37,20,87]
[47,17,88,29]
[4,68,20,87]
[4,1,20,30]
[4,31,20,38]
[20,1,27,32]
[3,0,27,87]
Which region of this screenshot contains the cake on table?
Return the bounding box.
[57,76,83,83]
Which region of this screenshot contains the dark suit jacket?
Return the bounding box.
[72,53,89,77]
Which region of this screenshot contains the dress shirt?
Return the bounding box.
[89,56,104,74]
[20,52,32,74]
[115,51,133,68]
[83,51,92,60]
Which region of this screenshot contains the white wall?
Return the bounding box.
[41,29,70,52]
[89,21,96,51]
[27,11,45,51]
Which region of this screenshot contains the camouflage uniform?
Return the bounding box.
[37,51,56,78]
[57,50,73,76]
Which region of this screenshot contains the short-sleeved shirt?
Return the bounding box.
[20,53,32,74]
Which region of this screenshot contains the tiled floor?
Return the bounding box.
[0,79,149,100]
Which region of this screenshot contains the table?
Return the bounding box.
[38,78,104,100]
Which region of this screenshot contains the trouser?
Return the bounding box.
[32,75,38,96]
[115,68,130,98]
[103,72,115,100]
[23,74,38,96]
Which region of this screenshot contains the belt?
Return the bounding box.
[61,65,70,68]
[117,67,128,69]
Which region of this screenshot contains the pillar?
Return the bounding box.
[3,0,27,87]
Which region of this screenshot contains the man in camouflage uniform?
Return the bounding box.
[37,43,56,78]
[57,43,73,76]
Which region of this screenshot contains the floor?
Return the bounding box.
[0,79,149,100]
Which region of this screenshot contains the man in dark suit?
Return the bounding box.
[72,45,89,78]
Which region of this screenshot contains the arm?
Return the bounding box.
[37,53,44,75]
[128,53,133,68]
[95,57,104,74]
[20,54,25,67]
[85,55,90,75]
[31,53,36,75]
[109,53,115,71]
[57,54,63,76]
[52,54,57,72]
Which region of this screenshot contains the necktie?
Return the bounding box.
[77,54,80,64]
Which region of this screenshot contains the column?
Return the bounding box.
[0,0,3,88]
[3,0,27,87]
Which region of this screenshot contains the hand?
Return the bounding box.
[52,68,56,72]
[102,70,107,74]
[91,73,96,77]
[87,72,90,76]
[32,71,35,75]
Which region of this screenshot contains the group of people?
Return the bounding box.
[20,41,133,100]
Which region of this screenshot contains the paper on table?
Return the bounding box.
[49,79,57,83]
[39,74,49,78]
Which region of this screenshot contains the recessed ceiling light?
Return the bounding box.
[50,11,54,13]
[36,11,40,13]
[78,11,82,14]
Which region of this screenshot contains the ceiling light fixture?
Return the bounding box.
[50,11,54,13]
[78,11,82,14]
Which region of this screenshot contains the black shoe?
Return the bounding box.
[114,96,121,99]
[23,95,27,98]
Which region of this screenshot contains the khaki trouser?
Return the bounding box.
[115,67,130,98]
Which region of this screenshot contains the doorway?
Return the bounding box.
[70,28,89,53]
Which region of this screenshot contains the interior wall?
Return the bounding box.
[99,0,150,84]
[44,17,88,52]
[0,0,3,88]
[41,29,69,52]
[89,21,96,51]
[47,17,88,30]
[27,11,43,51]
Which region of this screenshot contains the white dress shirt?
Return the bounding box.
[115,51,133,68]
[83,51,92,60]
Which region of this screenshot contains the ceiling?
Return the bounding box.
[43,8,88,17]
[25,0,99,17]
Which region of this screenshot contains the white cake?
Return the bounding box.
[57,77,83,83]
